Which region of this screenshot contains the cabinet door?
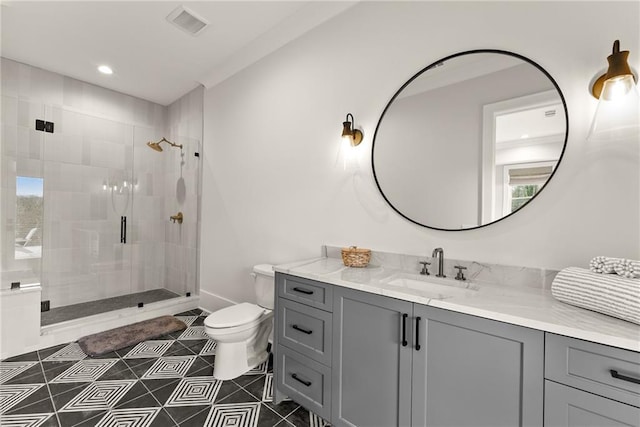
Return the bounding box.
[332,287,413,427]
[545,380,640,427]
[412,305,544,427]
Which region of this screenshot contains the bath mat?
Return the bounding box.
[77,315,187,357]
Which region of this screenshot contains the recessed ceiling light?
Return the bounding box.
[98,65,113,75]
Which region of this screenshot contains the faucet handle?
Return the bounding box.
[454,265,467,281]
[419,261,431,275]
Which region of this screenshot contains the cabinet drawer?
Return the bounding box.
[545,380,640,427]
[546,333,640,407]
[278,298,332,366]
[278,274,333,312]
[275,345,331,420]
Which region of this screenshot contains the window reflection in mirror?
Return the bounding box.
[15,176,43,260]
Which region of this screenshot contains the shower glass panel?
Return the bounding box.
[40,107,135,324]
[2,97,197,325]
[1,96,45,290]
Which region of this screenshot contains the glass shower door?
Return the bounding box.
[40,107,134,324]
[1,96,45,291]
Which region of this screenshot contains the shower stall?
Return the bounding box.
[1,59,202,326]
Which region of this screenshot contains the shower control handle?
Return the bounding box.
[170,212,183,224]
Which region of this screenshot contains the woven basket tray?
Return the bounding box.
[341,246,371,268]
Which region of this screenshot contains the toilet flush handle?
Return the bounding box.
[250,273,257,279]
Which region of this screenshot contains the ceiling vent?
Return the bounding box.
[166,6,209,37]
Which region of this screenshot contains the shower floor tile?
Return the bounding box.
[1,309,331,427]
[41,289,181,326]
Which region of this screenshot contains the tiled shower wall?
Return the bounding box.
[1,57,201,309]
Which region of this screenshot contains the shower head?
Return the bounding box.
[146,137,182,152]
[146,142,163,152]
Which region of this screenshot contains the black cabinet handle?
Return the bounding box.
[402,313,408,347]
[610,369,640,385]
[291,373,312,387]
[292,287,314,295]
[292,324,313,335]
[415,317,421,351]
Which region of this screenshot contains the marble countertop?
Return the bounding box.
[275,257,640,352]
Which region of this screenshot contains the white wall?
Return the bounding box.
[200,1,640,309]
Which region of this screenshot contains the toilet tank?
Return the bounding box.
[253,264,275,310]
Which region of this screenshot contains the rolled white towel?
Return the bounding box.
[614,259,640,279]
[589,256,621,274]
[552,267,640,325]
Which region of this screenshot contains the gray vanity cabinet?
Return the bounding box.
[332,287,413,427]
[412,305,544,427]
[544,333,640,427]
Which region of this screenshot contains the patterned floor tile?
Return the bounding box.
[175,316,198,327]
[177,327,208,340]
[123,341,174,359]
[1,362,40,384]
[0,412,56,427]
[204,402,262,427]
[3,387,55,416]
[262,374,274,402]
[59,380,136,412]
[284,407,331,427]
[199,340,217,356]
[141,356,196,380]
[0,384,45,413]
[165,377,222,407]
[1,351,40,363]
[42,343,86,362]
[2,309,293,427]
[50,359,119,383]
[246,361,268,375]
[94,407,160,427]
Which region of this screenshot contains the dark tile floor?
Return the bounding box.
[1,309,330,427]
[41,289,182,326]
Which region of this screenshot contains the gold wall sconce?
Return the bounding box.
[588,40,639,141]
[341,113,363,146]
[147,137,183,152]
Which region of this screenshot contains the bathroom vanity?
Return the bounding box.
[272,256,640,427]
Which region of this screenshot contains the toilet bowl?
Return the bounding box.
[204,264,274,380]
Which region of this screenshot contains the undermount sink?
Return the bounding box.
[383,272,479,300]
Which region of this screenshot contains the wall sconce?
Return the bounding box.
[341,113,363,146]
[588,40,639,141]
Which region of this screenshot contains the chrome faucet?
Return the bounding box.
[432,247,445,278]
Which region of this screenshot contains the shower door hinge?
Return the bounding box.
[11,281,21,290]
[137,302,144,308]
[35,119,55,133]
[41,300,50,312]
[194,152,200,157]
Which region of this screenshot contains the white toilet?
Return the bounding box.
[204,264,274,380]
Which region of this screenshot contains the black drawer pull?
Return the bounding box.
[291,373,312,387]
[610,369,640,385]
[401,313,408,347]
[415,316,421,351]
[292,324,313,335]
[292,287,314,295]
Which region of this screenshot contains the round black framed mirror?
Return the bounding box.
[372,50,568,231]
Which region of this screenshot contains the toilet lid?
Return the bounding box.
[205,303,265,328]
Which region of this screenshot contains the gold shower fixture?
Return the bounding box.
[146,137,183,152]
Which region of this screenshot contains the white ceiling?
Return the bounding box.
[1,1,355,105]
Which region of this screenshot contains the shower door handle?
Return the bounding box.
[120,216,127,244]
